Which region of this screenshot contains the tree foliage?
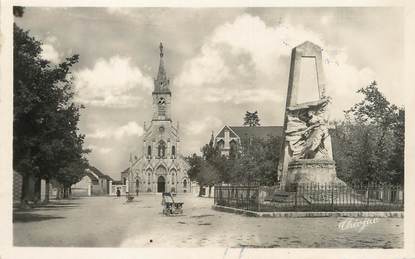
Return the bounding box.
[243,111,261,127]
[227,135,281,185]
[13,21,89,198]
[332,81,404,185]
[13,6,25,17]
[187,134,281,189]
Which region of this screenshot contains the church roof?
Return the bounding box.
[229,126,283,139]
[120,167,129,175]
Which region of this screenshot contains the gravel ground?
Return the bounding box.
[13,194,403,248]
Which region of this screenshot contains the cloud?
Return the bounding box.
[184,116,223,135]
[209,14,324,77]
[86,144,112,154]
[324,52,375,118]
[320,15,332,26]
[97,147,112,154]
[175,45,230,87]
[88,121,144,140]
[39,35,62,64]
[40,44,61,63]
[174,14,326,106]
[74,56,152,108]
[175,13,376,119]
[201,87,281,104]
[106,7,133,16]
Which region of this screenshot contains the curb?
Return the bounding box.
[212,205,404,218]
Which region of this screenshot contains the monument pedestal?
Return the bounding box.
[285,159,344,186]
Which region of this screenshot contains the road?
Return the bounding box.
[13,194,403,248]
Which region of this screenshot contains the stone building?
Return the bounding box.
[214,125,283,156]
[122,43,190,193]
[71,166,113,196]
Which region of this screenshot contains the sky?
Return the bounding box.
[15,7,404,179]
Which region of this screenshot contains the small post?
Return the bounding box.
[366,184,370,207]
[294,187,298,210]
[247,187,250,210]
[227,188,230,207]
[257,187,261,212]
[240,190,243,209]
[214,185,216,205]
[236,188,239,208]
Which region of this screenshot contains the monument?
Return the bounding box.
[278,41,343,187]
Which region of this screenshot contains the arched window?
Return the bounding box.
[229,140,238,158]
[172,146,176,158]
[217,139,224,150]
[147,146,152,157]
[183,179,187,188]
[136,179,139,188]
[147,173,150,184]
[123,177,126,185]
[158,141,166,158]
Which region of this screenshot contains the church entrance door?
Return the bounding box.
[157,176,165,193]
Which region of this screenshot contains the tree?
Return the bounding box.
[187,153,203,182]
[55,159,88,199]
[13,6,25,17]
[186,153,220,197]
[243,111,260,127]
[229,135,281,185]
[13,20,89,203]
[198,161,220,197]
[331,81,404,185]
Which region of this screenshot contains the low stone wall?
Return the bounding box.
[13,171,23,203]
[212,205,404,218]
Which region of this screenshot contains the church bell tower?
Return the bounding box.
[152,42,172,121]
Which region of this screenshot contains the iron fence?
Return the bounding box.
[214,183,404,212]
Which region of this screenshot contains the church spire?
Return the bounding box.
[154,42,170,93]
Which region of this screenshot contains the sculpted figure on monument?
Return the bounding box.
[285,97,331,160]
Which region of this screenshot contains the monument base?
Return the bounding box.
[285,159,345,186]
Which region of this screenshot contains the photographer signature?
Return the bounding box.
[338,218,379,232]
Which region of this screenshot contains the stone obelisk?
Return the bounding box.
[278,41,342,188]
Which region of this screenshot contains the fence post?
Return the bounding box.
[294,187,298,210]
[236,188,239,208]
[240,189,243,210]
[331,184,334,211]
[366,184,370,207]
[257,187,260,212]
[247,187,250,210]
[214,185,216,205]
[227,188,230,207]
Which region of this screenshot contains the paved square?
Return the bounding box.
[13,194,403,248]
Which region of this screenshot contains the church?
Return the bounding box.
[121,43,190,193]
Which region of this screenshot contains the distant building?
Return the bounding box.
[13,171,51,204]
[71,166,112,197]
[214,125,283,156]
[109,180,127,196]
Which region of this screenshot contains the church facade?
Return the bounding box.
[122,43,190,193]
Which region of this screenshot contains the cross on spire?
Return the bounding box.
[159,42,164,58]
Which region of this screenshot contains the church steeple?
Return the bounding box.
[152,42,172,121]
[154,42,170,94]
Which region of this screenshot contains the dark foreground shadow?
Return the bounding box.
[13,212,65,223]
